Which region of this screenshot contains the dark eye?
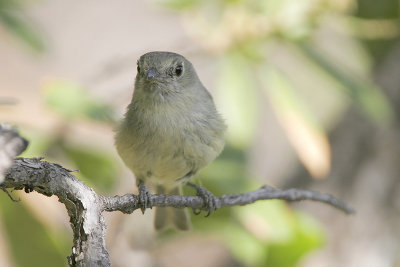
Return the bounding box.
[175,65,183,76]
[137,65,140,73]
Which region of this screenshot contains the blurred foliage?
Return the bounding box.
[216,51,260,148]
[43,80,115,123]
[26,80,119,193]
[297,41,393,123]
[1,0,400,266]
[0,193,70,267]
[158,0,399,265]
[13,79,120,193]
[188,145,324,266]
[62,144,118,191]
[10,81,120,263]
[0,0,45,52]
[355,0,400,61]
[261,66,331,178]
[160,0,395,178]
[8,78,120,264]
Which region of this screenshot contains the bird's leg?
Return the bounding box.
[137,179,152,214]
[186,182,219,217]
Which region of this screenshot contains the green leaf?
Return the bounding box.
[196,144,250,195]
[237,201,295,243]
[63,145,119,193]
[222,223,267,266]
[0,193,69,267]
[43,79,115,122]
[236,201,324,267]
[157,0,200,10]
[18,129,53,158]
[215,52,260,148]
[266,211,324,267]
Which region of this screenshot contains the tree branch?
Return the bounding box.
[0,124,28,183]
[1,157,354,267]
[104,184,354,214]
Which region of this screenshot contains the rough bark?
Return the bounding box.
[0,124,28,183]
[0,157,353,266]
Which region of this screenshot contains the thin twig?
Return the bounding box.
[103,185,354,214]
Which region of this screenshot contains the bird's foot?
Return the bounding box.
[187,182,218,217]
[138,181,152,214]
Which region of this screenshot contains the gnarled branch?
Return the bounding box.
[2,157,354,267]
[0,124,28,183]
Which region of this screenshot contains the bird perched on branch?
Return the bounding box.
[115,51,226,230]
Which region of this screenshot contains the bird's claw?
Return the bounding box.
[138,182,152,214]
[187,182,218,217]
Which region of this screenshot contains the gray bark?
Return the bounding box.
[0,143,353,266]
[0,124,28,183]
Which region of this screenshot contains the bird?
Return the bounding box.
[115,51,226,230]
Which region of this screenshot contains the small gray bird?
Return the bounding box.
[115,51,226,230]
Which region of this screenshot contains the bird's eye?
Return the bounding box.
[137,65,140,73]
[175,65,183,76]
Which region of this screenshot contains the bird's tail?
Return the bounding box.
[154,185,191,231]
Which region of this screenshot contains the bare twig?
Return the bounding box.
[103,185,354,214]
[2,158,354,267]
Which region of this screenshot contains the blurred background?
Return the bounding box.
[0,0,399,266]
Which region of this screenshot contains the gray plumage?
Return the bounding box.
[115,51,226,230]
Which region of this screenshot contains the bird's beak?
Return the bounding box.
[146,68,159,79]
